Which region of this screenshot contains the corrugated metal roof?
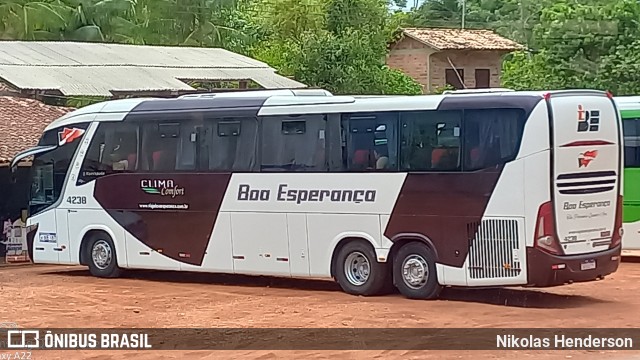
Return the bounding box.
[0,41,306,96]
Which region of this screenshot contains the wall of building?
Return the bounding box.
[0,166,30,230]
[429,50,505,90]
[0,166,30,257]
[387,38,510,93]
[386,37,436,93]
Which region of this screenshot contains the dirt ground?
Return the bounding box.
[2,260,640,360]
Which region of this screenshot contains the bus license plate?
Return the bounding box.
[581,260,596,271]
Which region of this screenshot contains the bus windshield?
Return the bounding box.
[28,125,88,215]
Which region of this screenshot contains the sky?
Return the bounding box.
[407,0,426,10]
[391,0,426,12]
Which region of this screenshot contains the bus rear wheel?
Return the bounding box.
[393,242,442,300]
[86,233,122,278]
[334,241,390,296]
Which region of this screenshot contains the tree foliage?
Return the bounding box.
[410,0,640,95]
[0,0,422,96]
[251,0,422,94]
[4,0,640,95]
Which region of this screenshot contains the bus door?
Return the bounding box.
[549,93,621,255]
[56,124,97,265]
[21,146,76,265]
[64,120,130,266]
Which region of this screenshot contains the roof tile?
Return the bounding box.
[0,96,74,163]
[401,28,524,51]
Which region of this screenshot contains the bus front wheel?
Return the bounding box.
[334,241,390,296]
[86,233,122,278]
[393,242,442,300]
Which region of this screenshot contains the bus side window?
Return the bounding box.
[139,123,179,171]
[623,119,640,168]
[400,110,461,171]
[260,115,327,171]
[342,112,399,171]
[207,117,258,172]
[462,108,525,171]
[135,116,203,172]
[77,122,139,185]
[107,129,138,171]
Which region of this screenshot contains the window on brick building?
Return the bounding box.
[445,68,465,89]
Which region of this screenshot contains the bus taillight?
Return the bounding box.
[534,201,563,255]
[611,195,624,249]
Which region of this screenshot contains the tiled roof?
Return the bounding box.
[401,28,524,51]
[0,96,74,164]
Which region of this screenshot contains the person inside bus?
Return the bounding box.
[109,144,129,171]
[374,146,389,170]
[109,133,137,171]
[372,139,389,170]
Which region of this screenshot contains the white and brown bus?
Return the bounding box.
[11,88,623,300]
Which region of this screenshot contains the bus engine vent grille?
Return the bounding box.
[467,219,521,279]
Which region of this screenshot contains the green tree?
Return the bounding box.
[253,0,422,95]
[501,0,640,94]
[0,0,258,51]
[596,40,640,95]
[0,0,70,40]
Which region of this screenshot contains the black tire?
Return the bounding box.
[86,233,122,278]
[393,242,442,300]
[334,241,390,296]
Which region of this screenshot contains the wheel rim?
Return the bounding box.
[402,254,429,289]
[91,240,112,270]
[344,251,370,286]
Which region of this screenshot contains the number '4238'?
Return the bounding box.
[66,196,87,205]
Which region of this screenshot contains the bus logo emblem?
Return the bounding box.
[58,127,85,146]
[578,150,597,168]
[577,105,600,132]
[140,179,185,198]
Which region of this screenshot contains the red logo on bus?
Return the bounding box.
[578,150,598,168]
[58,127,85,146]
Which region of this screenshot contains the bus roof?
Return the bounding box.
[44,89,609,132]
[614,96,640,113]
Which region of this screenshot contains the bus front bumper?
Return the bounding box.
[525,245,621,287]
[25,223,38,262]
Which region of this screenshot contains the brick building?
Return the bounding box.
[387,28,524,93]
